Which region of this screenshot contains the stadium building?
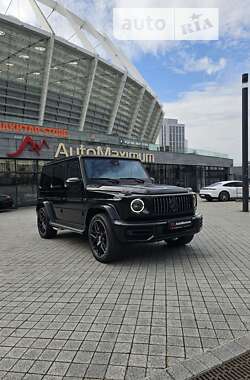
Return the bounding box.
[0,0,232,206]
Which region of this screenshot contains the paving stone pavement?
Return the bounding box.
[0,200,249,379]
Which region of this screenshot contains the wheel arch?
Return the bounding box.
[219,190,230,201]
[85,205,119,231]
[36,201,56,222]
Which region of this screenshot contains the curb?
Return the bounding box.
[146,333,250,380]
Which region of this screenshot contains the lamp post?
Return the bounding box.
[242,73,249,212]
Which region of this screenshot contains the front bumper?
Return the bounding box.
[113,214,203,243]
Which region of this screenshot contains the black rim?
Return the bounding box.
[38,208,47,234]
[89,219,108,257]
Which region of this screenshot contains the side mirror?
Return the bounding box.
[66,177,81,183]
[65,177,82,187]
[150,177,155,183]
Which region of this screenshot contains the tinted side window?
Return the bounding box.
[224,182,236,187]
[67,160,81,179]
[52,163,66,188]
[40,166,52,190]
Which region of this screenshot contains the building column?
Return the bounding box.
[108,72,127,134]
[197,166,206,191]
[39,35,54,126]
[28,0,54,126]
[150,110,163,142]
[141,98,156,140]
[79,56,98,132]
[127,87,145,138]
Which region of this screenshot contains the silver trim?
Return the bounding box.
[50,222,84,234]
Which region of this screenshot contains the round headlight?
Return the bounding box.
[193,193,197,209]
[130,198,144,214]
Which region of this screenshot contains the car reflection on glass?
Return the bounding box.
[0,193,13,210]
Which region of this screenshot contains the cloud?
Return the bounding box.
[182,56,226,75]
[64,0,250,59]
[163,81,245,164]
[2,0,250,63]
[170,53,227,75]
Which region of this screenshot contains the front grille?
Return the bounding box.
[152,194,193,217]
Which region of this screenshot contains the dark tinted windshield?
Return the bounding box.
[84,158,149,181]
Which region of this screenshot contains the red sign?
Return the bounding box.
[7,136,49,158]
[0,121,68,138]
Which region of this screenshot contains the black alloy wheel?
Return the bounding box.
[88,213,121,263]
[37,207,57,239]
[89,219,108,257]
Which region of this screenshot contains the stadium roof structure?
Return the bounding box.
[0,0,164,143]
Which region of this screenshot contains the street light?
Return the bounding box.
[242,73,249,212]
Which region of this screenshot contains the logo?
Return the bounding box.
[0,121,68,138]
[169,197,178,213]
[176,8,219,40]
[54,143,155,163]
[7,136,49,158]
[113,8,219,41]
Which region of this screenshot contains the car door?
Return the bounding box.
[63,159,84,228]
[51,162,67,223]
[222,182,237,198]
[234,182,243,198]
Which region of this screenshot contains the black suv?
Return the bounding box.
[37,156,202,262]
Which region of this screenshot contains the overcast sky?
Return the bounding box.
[1,0,250,164]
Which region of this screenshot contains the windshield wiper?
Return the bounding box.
[120,177,145,183]
[92,178,120,184]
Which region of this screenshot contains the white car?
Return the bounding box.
[199,180,246,202]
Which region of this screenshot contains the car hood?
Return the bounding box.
[86,183,188,196]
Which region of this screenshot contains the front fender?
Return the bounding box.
[99,204,120,220]
[84,203,121,228]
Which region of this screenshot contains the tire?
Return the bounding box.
[88,213,121,263]
[37,207,57,239]
[219,191,230,202]
[205,196,213,202]
[165,234,194,247]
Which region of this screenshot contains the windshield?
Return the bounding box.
[84,158,150,182]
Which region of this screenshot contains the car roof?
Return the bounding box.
[43,155,141,166]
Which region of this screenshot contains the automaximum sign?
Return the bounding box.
[55,143,155,163]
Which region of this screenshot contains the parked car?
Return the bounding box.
[0,193,13,209]
[199,180,247,202]
[37,156,203,263]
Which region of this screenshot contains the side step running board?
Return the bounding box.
[50,222,84,234]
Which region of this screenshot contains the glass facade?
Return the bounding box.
[0,159,49,206]
[145,163,229,191]
[0,158,230,207]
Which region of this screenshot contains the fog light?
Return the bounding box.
[130,198,144,214]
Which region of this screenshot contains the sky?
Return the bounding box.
[1,0,250,163]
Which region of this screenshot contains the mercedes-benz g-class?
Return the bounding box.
[37,156,202,262]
